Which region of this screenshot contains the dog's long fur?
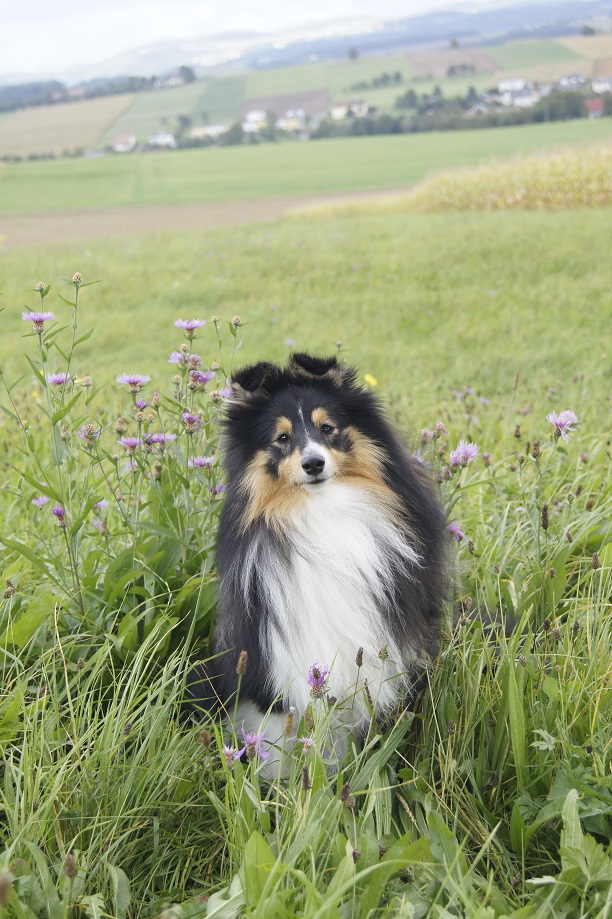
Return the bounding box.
[186,353,447,757]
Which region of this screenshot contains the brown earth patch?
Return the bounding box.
[0,95,136,158]
[409,48,498,80]
[593,57,612,78]
[0,187,414,248]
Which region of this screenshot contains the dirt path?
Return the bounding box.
[0,188,412,248]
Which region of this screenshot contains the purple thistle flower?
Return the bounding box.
[117,373,151,392]
[307,660,330,696]
[182,412,204,432]
[449,439,480,468]
[52,504,66,525]
[76,425,101,443]
[22,311,55,331]
[190,369,215,386]
[209,482,226,496]
[174,318,206,338]
[93,499,109,512]
[135,398,148,410]
[222,744,245,767]
[118,436,141,453]
[298,736,315,754]
[189,455,215,468]
[447,522,466,543]
[411,450,427,465]
[242,730,269,760]
[212,384,233,400]
[46,372,70,386]
[32,495,50,507]
[546,410,578,442]
[144,432,177,449]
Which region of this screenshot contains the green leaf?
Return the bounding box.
[507,661,527,791]
[105,862,131,919]
[50,425,65,466]
[0,598,52,649]
[25,355,46,387]
[83,894,105,919]
[510,800,527,857]
[0,537,52,579]
[241,831,276,905]
[51,391,81,425]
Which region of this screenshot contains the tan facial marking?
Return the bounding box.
[275,416,293,438]
[311,407,334,429]
[240,449,306,530]
[334,426,400,509]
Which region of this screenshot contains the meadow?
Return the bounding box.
[0,140,611,918]
[2,119,612,216]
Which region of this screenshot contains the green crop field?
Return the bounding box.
[96,80,211,146]
[484,39,583,70]
[2,118,612,214]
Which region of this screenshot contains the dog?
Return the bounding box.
[186,352,447,764]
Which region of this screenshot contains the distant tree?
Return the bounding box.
[220,122,244,145]
[348,47,359,60]
[178,65,196,83]
[433,85,443,99]
[581,25,596,36]
[450,38,460,49]
[395,88,417,109]
[466,86,479,105]
[393,71,402,84]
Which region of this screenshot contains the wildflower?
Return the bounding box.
[243,730,268,760]
[46,372,70,386]
[32,495,50,507]
[449,439,480,468]
[117,373,151,392]
[541,504,549,532]
[77,376,93,387]
[72,272,83,285]
[211,384,233,400]
[168,351,202,366]
[355,647,363,668]
[434,421,448,436]
[307,660,330,697]
[232,315,241,327]
[482,452,491,467]
[468,538,475,555]
[283,707,295,736]
[236,650,248,675]
[4,581,16,598]
[340,782,356,808]
[93,499,109,512]
[118,436,141,454]
[135,398,148,410]
[546,410,578,442]
[420,429,434,444]
[302,765,312,790]
[447,521,466,543]
[22,310,56,331]
[35,281,46,292]
[77,424,101,445]
[188,455,214,468]
[284,339,295,347]
[190,369,215,386]
[151,392,161,407]
[52,504,66,526]
[175,318,206,338]
[411,449,427,466]
[298,735,315,754]
[182,412,204,432]
[144,432,176,449]
[592,553,600,570]
[364,373,377,387]
[209,483,226,496]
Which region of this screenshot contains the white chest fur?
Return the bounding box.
[253,482,421,727]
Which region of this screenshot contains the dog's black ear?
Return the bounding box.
[231,361,278,400]
[289,352,356,387]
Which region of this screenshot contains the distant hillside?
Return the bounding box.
[0,28,611,159]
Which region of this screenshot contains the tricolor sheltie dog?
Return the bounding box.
[187,352,447,763]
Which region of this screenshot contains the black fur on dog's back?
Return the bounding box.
[186,352,448,723]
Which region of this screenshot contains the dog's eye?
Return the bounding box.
[276,432,290,445]
[320,423,334,435]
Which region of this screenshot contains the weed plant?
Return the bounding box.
[0,268,610,918]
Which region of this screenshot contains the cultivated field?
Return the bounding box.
[0,94,136,158]
[2,119,612,218]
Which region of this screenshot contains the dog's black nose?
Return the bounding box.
[302,455,325,476]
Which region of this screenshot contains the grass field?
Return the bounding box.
[0,178,611,916]
[484,39,583,70]
[95,80,211,146]
[0,94,136,158]
[1,119,612,215]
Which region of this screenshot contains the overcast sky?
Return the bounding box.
[5,0,498,77]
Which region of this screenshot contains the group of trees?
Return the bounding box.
[347,71,403,92]
[0,66,196,114]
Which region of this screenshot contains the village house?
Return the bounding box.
[109,133,137,153]
[330,99,368,120]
